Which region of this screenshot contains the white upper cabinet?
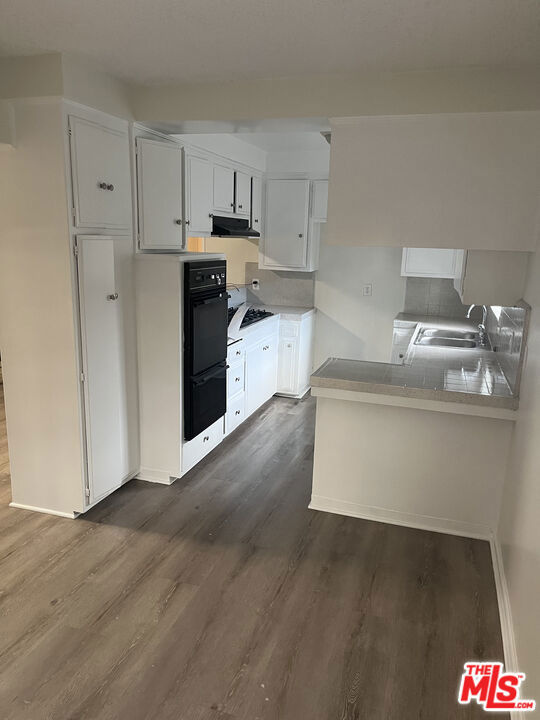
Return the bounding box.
[311,180,328,222]
[136,138,184,250]
[235,170,251,217]
[401,248,465,279]
[251,176,263,234]
[69,115,131,230]
[213,164,235,213]
[186,153,213,235]
[260,179,311,271]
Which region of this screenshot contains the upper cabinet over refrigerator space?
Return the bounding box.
[69,114,132,230]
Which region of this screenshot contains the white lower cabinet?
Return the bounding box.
[227,359,245,399]
[276,314,315,398]
[182,417,224,474]
[391,324,415,364]
[245,330,279,417]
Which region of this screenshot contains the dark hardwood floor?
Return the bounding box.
[0,385,506,719]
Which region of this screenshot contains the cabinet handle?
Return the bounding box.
[209,213,214,218]
[107,184,114,191]
[235,410,241,416]
[185,220,190,226]
[175,219,182,225]
[254,219,259,223]
[106,292,119,301]
[235,350,241,356]
[235,377,240,382]
[98,181,107,190]
[238,204,243,209]
[230,203,234,207]
[203,435,210,442]
[263,345,269,351]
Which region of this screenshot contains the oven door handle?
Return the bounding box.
[193,294,225,307]
[192,362,227,387]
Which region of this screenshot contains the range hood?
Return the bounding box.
[211,216,260,238]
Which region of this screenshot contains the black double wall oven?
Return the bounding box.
[183,260,228,442]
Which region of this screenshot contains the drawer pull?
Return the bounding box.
[235,377,240,382]
[263,345,269,351]
[236,350,241,356]
[203,435,210,442]
[235,410,241,416]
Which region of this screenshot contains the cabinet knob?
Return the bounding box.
[254,219,259,223]
[203,435,210,442]
[209,213,214,218]
[235,377,240,382]
[230,203,234,207]
[298,233,303,238]
[235,350,241,355]
[107,184,114,191]
[174,219,182,225]
[106,292,119,301]
[98,181,107,190]
[238,204,243,209]
[185,220,190,226]
[263,345,269,351]
[235,410,241,415]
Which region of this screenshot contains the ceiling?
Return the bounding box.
[234,132,329,152]
[0,0,539,85]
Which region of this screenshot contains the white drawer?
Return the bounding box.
[227,339,245,364]
[225,393,245,435]
[227,359,245,399]
[182,417,224,474]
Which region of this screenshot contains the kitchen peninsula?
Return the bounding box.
[309,315,524,540]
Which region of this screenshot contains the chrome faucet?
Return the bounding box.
[467,304,488,346]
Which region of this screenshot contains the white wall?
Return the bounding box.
[327,113,540,252]
[498,248,540,701]
[0,99,84,514]
[314,240,406,368]
[174,133,267,172]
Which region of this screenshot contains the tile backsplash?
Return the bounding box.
[245,262,315,308]
[487,305,529,395]
[403,278,471,318]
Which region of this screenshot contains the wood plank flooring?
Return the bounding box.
[0,384,506,719]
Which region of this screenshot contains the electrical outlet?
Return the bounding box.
[252,279,260,290]
[362,283,372,297]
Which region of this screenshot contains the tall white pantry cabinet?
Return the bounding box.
[6,100,139,518]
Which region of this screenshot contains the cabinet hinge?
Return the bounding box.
[80,371,85,383]
[85,487,91,499]
[71,207,76,222]
[73,242,79,256]
[67,126,72,137]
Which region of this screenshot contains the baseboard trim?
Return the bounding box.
[9,502,77,519]
[309,495,492,540]
[136,467,177,485]
[490,538,523,720]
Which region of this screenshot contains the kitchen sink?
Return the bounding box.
[416,337,477,348]
[421,328,477,340]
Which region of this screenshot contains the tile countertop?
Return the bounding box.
[311,315,519,411]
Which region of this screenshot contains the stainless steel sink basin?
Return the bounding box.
[416,337,477,348]
[421,328,477,340]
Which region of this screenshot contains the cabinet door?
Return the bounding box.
[401,248,462,278]
[245,336,278,417]
[69,116,131,229]
[77,237,129,503]
[277,337,298,395]
[136,138,184,250]
[187,155,213,234]
[311,180,328,221]
[235,171,251,216]
[262,179,310,270]
[213,164,235,213]
[251,176,262,233]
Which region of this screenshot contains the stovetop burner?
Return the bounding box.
[228,306,274,328]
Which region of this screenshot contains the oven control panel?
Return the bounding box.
[187,261,227,292]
